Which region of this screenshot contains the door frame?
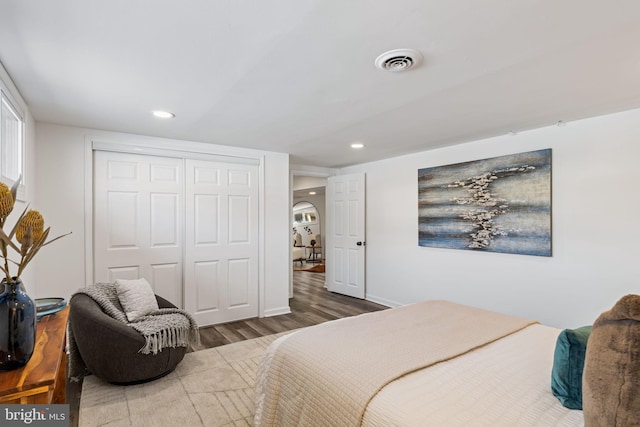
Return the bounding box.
[289,167,333,298]
[84,136,267,316]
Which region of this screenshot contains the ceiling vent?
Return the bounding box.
[375,49,423,72]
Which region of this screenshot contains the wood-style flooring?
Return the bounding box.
[196,270,386,349]
[68,271,387,427]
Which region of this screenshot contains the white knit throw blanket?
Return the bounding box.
[78,283,200,353]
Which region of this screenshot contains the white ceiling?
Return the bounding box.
[1,1,639,168]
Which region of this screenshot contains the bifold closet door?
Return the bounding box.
[184,159,259,326]
[93,151,184,307]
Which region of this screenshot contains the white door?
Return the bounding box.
[184,159,259,326]
[326,173,366,298]
[93,151,184,307]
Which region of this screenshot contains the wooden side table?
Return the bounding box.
[305,245,322,263]
[0,305,69,404]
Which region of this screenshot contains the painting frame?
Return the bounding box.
[418,149,551,257]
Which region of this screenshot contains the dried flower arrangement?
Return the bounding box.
[0,178,69,283]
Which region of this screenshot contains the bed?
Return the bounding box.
[254,300,584,426]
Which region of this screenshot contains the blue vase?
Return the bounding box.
[0,278,37,371]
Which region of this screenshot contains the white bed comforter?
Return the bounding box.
[254,300,541,427]
[362,324,584,426]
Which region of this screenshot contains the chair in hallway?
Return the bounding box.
[293,232,305,266]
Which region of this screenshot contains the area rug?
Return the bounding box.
[79,331,294,427]
[293,263,325,272]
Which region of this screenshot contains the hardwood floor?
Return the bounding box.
[196,271,386,349]
[68,271,387,427]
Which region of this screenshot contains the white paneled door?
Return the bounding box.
[93,151,184,307]
[93,151,259,326]
[184,159,259,326]
[326,173,366,298]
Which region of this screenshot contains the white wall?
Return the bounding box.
[262,152,292,316]
[340,108,640,328]
[33,123,291,317]
[293,176,326,192]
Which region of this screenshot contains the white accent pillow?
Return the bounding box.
[115,278,159,322]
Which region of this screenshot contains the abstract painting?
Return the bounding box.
[418,149,551,256]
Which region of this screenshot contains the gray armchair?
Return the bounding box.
[69,293,187,385]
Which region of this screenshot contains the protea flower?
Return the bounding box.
[16,210,45,249]
[0,176,69,282]
[0,182,14,220]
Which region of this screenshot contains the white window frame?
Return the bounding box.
[0,85,26,201]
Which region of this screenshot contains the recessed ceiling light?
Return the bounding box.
[309,191,316,195]
[351,143,365,149]
[152,110,175,119]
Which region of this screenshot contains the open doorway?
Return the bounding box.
[292,179,325,271]
[290,175,327,298]
[293,201,323,270]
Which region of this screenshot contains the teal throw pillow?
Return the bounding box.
[551,325,592,409]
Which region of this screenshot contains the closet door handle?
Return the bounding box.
[356,241,365,246]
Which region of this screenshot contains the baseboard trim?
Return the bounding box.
[263,306,292,317]
[365,294,402,308]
